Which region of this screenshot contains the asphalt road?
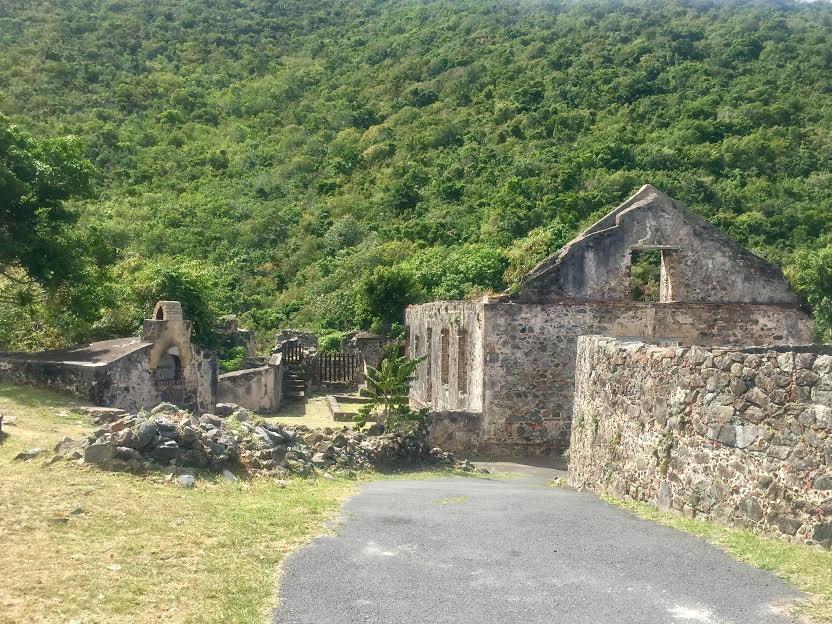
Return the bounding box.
[273,473,802,624]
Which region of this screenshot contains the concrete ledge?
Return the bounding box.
[326,395,350,421]
[325,394,372,422]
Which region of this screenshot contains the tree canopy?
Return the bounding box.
[0,113,94,288]
[2,0,832,346]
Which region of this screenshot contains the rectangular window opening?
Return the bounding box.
[457,329,467,394]
[440,328,450,386]
[426,328,433,401]
[630,249,669,302]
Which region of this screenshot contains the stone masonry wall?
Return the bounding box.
[406,300,485,414]
[568,336,832,548]
[0,344,217,414]
[0,356,104,404]
[480,301,814,455]
[99,345,217,413]
[217,356,283,413]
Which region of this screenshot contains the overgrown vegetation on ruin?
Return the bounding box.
[2,0,832,347]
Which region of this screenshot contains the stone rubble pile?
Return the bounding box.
[50,402,481,480]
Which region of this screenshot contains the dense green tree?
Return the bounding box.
[355,266,422,331]
[0,113,94,288]
[787,246,832,343]
[94,258,221,348]
[2,0,832,345]
[0,114,114,348]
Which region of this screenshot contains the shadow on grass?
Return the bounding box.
[0,384,78,409]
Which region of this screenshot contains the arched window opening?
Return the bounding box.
[156,353,181,381]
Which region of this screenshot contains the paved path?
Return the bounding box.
[273,469,801,624]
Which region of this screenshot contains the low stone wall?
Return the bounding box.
[0,356,103,403]
[217,356,282,413]
[427,410,483,454]
[0,345,217,413]
[568,336,832,548]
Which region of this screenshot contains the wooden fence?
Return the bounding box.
[283,339,304,364]
[319,352,362,384]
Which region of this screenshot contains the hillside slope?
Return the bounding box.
[2,0,832,343]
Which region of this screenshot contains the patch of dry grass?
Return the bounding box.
[267,396,337,429]
[0,385,355,624]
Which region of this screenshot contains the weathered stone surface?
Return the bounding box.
[150,402,180,415]
[13,448,46,461]
[813,475,832,491]
[84,441,116,465]
[568,336,832,548]
[133,420,158,449]
[657,481,672,510]
[233,408,252,422]
[176,474,195,488]
[116,446,142,461]
[738,498,764,522]
[151,440,180,462]
[54,437,83,455]
[77,406,129,424]
[813,522,832,548]
[214,403,238,417]
[769,513,801,536]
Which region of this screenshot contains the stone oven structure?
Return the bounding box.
[406,185,815,455]
[0,301,217,413]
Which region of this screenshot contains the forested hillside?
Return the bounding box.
[2,0,832,349]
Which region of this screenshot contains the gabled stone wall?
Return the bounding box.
[568,336,832,548]
[519,185,800,305]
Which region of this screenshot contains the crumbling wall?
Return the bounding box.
[217,355,283,412]
[480,301,815,455]
[519,185,800,305]
[426,411,483,453]
[0,343,217,414]
[215,315,257,358]
[0,357,103,403]
[406,300,485,414]
[568,336,832,548]
[274,329,318,351]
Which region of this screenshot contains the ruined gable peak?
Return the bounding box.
[516,185,800,306]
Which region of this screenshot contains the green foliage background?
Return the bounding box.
[2,0,832,345]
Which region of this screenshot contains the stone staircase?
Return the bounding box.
[283,363,307,401]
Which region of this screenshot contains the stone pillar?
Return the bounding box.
[351,332,387,385]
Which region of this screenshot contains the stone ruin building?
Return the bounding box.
[0,303,389,420]
[406,185,816,456]
[0,301,217,413]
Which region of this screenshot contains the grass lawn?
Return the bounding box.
[605,496,832,623]
[268,396,337,429]
[0,385,358,624]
